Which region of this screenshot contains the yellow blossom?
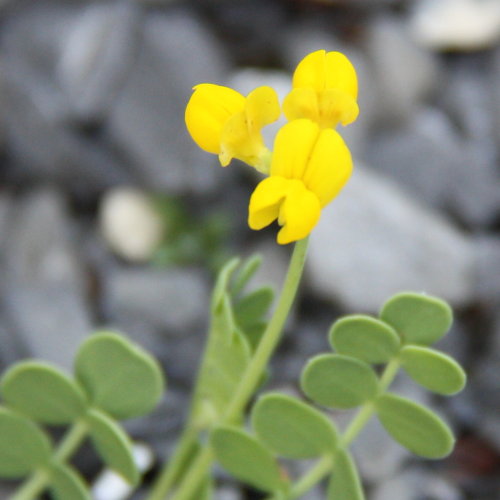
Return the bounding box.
[185,83,280,173]
[283,50,359,129]
[248,119,353,244]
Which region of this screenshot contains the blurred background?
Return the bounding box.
[0,0,499,498]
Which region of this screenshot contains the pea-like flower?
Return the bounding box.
[283,50,359,129]
[185,83,280,173]
[248,119,353,244]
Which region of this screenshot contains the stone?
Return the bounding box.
[472,236,500,304]
[3,188,92,369]
[107,9,228,195]
[410,0,500,51]
[103,266,209,336]
[307,164,475,312]
[364,16,440,125]
[372,467,464,500]
[365,108,500,227]
[57,2,141,122]
[99,187,165,263]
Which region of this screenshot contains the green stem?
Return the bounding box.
[146,427,198,500]
[170,238,310,500]
[12,419,88,500]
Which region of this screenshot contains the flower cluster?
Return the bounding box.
[185,50,358,244]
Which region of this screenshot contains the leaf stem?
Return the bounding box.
[12,419,88,500]
[169,237,310,500]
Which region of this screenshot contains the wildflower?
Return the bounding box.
[248,119,353,244]
[185,84,280,173]
[283,50,359,129]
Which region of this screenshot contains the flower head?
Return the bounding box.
[185,84,280,173]
[283,50,359,129]
[248,119,353,244]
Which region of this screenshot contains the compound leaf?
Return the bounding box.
[327,449,365,500]
[210,426,283,493]
[75,332,165,420]
[49,462,90,500]
[330,315,400,364]
[0,407,52,478]
[252,393,338,459]
[375,393,454,459]
[1,362,87,424]
[301,354,378,409]
[86,408,139,485]
[380,292,452,345]
[401,346,466,395]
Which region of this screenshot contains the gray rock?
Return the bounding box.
[472,236,500,304]
[103,266,209,336]
[3,188,92,369]
[372,467,464,500]
[364,16,440,125]
[493,47,500,145]
[366,107,500,226]
[107,10,228,195]
[57,2,142,122]
[307,165,475,312]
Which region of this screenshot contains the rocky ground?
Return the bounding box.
[0,0,499,498]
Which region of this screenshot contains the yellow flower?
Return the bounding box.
[283,50,359,129]
[185,83,280,173]
[248,119,353,244]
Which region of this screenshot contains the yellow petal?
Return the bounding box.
[302,128,353,206]
[318,89,359,127]
[277,182,321,244]
[248,176,291,230]
[185,84,245,154]
[245,86,281,132]
[271,119,320,179]
[282,88,319,123]
[293,50,358,99]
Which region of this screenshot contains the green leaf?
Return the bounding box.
[1,362,88,424]
[192,474,213,500]
[375,393,455,458]
[212,258,240,312]
[400,346,466,395]
[86,408,139,485]
[49,462,90,500]
[327,449,365,500]
[235,287,274,350]
[210,426,284,493]
[330,315,400,364]
[252,393,338,459]
[380,292,452,345]
[301,354,379,409]
[0,407,52,478]
[231,254,262,297]
[75,332,165,420]
[196,292,251,421]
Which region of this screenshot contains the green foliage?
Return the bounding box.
[75,331,165,420]
[327,449,365,500]
[1,362,87,424]
[400,346,466,395]
[86,409,139,485]
[195,256,274,423]
[48,462,90,500]
[380,292,453,345]
[375,393,454,459]
[152,195,231,271]
[252,393,338,459]
[210,426,285,494]
[0,408,52,478]
[330,315,400,364]
[301,354,379,409]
